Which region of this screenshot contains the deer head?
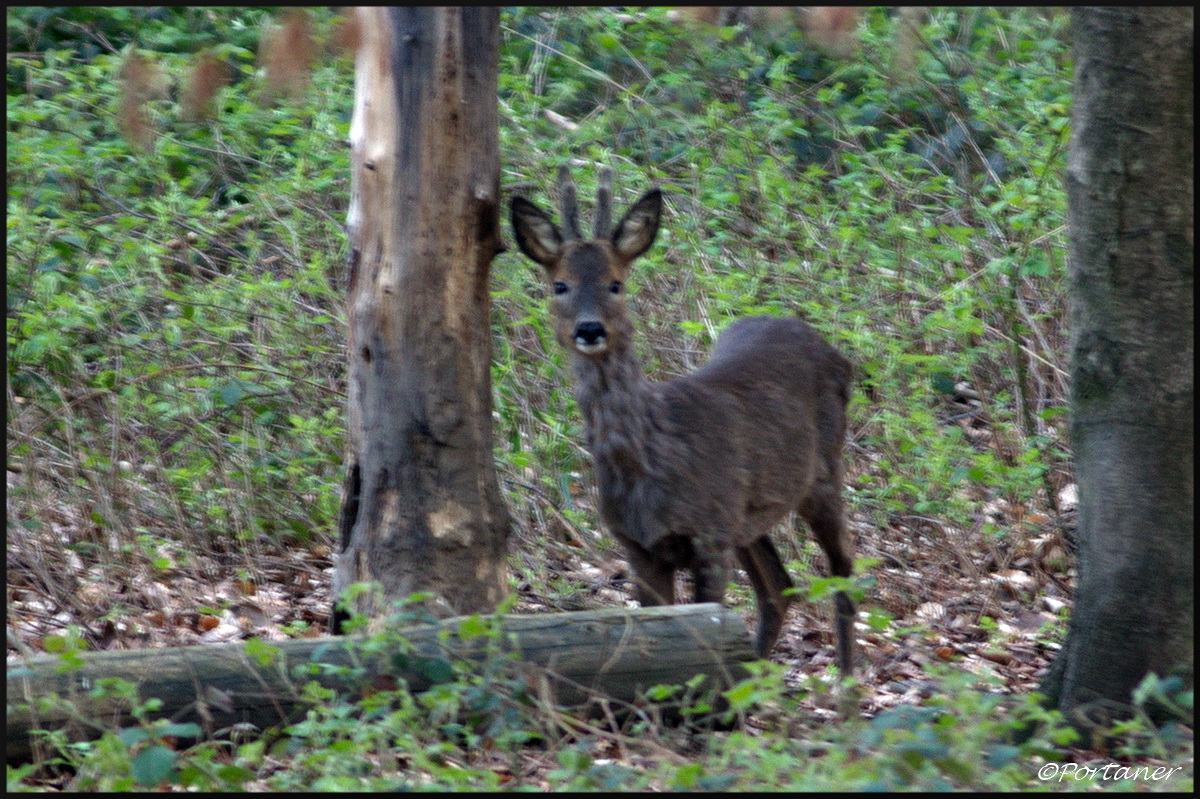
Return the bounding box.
[510,166,662,357]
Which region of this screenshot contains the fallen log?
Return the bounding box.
[7,603,754,763]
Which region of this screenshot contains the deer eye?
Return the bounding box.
[609,281,623,294]
[552,282,569,295]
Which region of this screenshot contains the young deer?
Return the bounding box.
[510,167,855,669]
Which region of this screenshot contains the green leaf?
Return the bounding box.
[672,762,704,789]
[724,679,757,710]
[157,722,202,739]
[118,727,151,748]
[216,764,256,786]
[593,32,619,51]
[131,744,177,787]
[985,743,1022,769]
[456,615,488,639]
[645,683,682,701]
[931,373,957,395]
[244,637,280,667]
[415,656,455,684]
[218,381,246,407]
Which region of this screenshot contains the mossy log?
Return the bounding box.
[7,603,754,763]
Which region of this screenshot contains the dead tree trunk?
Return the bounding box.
[333,7,510,630]
[1040,7,1193,728]
[8,605,754,764]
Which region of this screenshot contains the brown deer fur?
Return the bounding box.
[510,168,855,668]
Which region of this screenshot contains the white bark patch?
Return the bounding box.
[348,7,401,291]
[428,502,472,543]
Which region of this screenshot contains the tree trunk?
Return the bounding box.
[333,7,510,630]
[8,605,754,764]
[1041,7,1193,727]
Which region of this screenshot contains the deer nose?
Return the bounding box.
[573,321,608,353]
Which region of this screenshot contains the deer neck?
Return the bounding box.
[571,347,661,472]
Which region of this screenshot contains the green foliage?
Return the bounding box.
[10,6,1186,793]
[13,617,1193,791]
[7,7,273,62]
[23,673,235,791]
[8,8,348,562]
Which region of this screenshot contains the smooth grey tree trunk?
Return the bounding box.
[1041,7,1193,727]
[332,8,510,630]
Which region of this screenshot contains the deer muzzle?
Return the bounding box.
[573,321,608,354]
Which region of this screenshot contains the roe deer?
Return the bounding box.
[510,167,855,669]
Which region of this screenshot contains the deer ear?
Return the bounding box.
[510,197,564,267]
[611,189,662,261]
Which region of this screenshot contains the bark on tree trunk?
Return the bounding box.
[9,605,753,764]
[333,7,510,630]
[1041,7,1193,728]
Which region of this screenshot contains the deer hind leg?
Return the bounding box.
[799,486,856,672]
[625,544,676,606]
[691,550,730,606]
[737,536,795,657]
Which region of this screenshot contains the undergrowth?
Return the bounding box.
[10,619,1191,791]
[7,6,1191,791]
